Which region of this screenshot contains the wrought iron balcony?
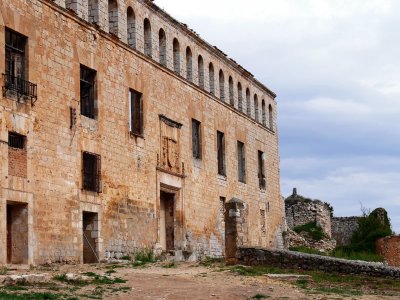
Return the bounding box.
[2,73,37,105]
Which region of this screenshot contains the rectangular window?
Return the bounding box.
[80,65,96,119]
[217,131,226,176]
[8,132,25,149]
[82,152,101,193]
[129,89,143,136]
[237,141,246,183]
[8,132,27,178]
[192,119,202,159]
[258,150,266,189]
[5,28,27,80]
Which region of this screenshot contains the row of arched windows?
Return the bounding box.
[65,0,274,131]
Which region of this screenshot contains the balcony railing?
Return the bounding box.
[2,73,37,106]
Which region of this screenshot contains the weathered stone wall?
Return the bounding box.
[238,247,400,279]
[331,217,359,246]
[0,0,282,264]
[377,236,400,267]
[285,197,332,237]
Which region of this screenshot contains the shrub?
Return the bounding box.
[294,221,327,241]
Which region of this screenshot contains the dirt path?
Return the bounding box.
[1,262,400,299]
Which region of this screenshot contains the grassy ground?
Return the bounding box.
[223,264,400,297]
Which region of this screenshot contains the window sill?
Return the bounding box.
[217,174,227,181]
[129,131,144,139]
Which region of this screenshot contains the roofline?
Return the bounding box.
[140,0,277,99]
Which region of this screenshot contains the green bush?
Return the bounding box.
[294,221,327,241]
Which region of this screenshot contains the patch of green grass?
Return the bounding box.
[289,246,327,256]
[293,221,326,241]
[296,279,309,289]
[105,269,116,275]
[1,285,29,291]
[249,294,270,299]
[199,257,224,267]
[120,255,132,260]
[0,291,61,300]
[0,266,8,275]
[229,265,291,276]
[330,248,384,262]
[162,262,177,268]
[134,248,155,264]
[53,274,88,286]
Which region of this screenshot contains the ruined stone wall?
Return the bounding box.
[331,217,359,246]
[238,247,400,279]
[377,236,400,267]
[285,198,332,238]
[0,0,282,264]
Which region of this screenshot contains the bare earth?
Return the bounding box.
[1,262,399,299]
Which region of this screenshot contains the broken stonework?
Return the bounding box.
[2,274,49,285]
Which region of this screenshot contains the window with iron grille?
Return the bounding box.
[237,141,246,183]
[258,150,266,190]
[80,65,96,119]
[192,119,202,159]
[217,131,226,176]
[8,132,25,149]
[129,89,143,135]
[82,152,101,193]
[5,28,27,80]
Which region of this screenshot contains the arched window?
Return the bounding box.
[269,104,274,131]
[262,100,266,126]
[229,76,234,106]
[237,82,243,111]
[88,0,99,23]
[254,94,259,122]
[198,55,204,88]
[158,29,166,66]
[209,63,215,95]
[219,70,225,101]
[186,47,193,82]
[173,38,180,74]
[246,88,251,116]
[66,0,78,15]
[144,18,152,58]
[127,7,136,48]
[108,0,118,36]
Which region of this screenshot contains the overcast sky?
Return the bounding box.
[154,0,400,232]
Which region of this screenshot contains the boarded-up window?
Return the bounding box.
[217,131,226,176]
[129,89,143,136]
[192,119,202,159]
[258,150,266,190]
[82,152,101,193]
[237,141,246,183]
[8,132,27,178]
[80,65,96,119]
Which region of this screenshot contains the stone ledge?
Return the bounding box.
[238,247,400,279]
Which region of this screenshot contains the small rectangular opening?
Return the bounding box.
[237,141,246,183]
[129,89,144,136]
[192,119,202,159]
[8,132,25,149]
[258,150,266,190]
[7,203,28,264]
[82,211,99,264]
[82,151,101,193]
[217,131,226,176]
[80,65,96,119]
